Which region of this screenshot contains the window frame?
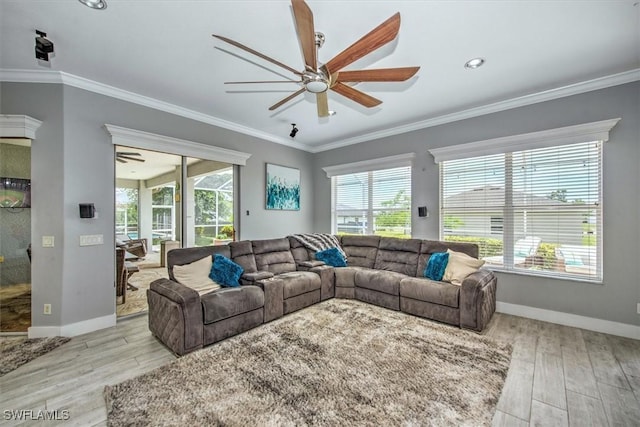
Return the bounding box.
[323,153,416,238]
[429,119,620,284]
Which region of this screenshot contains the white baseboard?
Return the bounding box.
[28,313,116,339]
[496,302,640,340]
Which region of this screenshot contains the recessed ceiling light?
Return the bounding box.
[78,0,107,10]
[464,58,485,69]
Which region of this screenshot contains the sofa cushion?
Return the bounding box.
[334,266,367,288]
[210,254,244,287]
[315,247,347,267]
[417,240,479,277]
[355,269,406,296]
[201,286,264,324]
[252,238,297,274]
[230,240,258,273]
[442,249,485,285]
[400,277,460,308]
[168,245,230,281]
[340,235,380,268]
[278,271,322,299]
[424,252,449,281]
[374,238,421,276]
[172,255,221,295]
[288,236,315,264]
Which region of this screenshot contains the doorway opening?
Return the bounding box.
[115,145,236,318]
[0,138,32,333]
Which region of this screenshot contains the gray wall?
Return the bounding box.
[314,82,640,326]
[2,79,638,331]
[1,82,314,329]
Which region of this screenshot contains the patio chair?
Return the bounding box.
[115,247,127,303]
[483,236,541,267]
[115,236,148,259]
[555,245,596,276]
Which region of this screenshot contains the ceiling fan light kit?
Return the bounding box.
[78,0,107,10]
[213,0,420,118]
[464,57,485,69]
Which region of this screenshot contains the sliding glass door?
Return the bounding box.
[185,158,234,247]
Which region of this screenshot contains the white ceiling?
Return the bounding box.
[115,146,206,180]
[1,1,639,152]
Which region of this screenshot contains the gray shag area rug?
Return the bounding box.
[0,336,71,377]
[105,299,512,426]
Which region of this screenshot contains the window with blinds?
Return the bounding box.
[441,141,602,282]
[333,166,411,238]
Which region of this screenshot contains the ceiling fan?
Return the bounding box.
[212,0,420,117]
[116,152,145,164]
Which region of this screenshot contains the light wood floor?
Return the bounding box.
[1,312,639,426]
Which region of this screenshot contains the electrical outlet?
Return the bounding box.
[637,303,640,314]
[43,304,52,315]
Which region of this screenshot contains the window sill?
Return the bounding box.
[485,265,603,285]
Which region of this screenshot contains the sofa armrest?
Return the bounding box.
[310,265,335,301]
[240,271,274,286]
[150,278,199,304]
[147,278,203,355]
[260,278,284,323]
[297,260,325,269]
[459,269,497,332]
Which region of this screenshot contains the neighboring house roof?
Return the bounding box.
[444,186,560,209]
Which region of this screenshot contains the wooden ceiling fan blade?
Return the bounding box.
[224,80,302,84]
[268,88,306,111]
[324,12,401,75]
[331,82,382,108]
[291,0,317,71]
[213,34,302,76]
[119,156,145,163]
[117,152,140,156]
[316,92,329,117]
[336,67,420,82]
[116,158,127,163]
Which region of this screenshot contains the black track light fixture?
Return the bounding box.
[289,124,299,138]
[35,30,54,61]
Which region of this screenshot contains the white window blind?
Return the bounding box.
[333,166,411,238]
[441,141,602,282]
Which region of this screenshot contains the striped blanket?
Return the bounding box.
[289,233,347,259]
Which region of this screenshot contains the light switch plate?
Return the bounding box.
[42,236,54,247]
[80,234,104,246]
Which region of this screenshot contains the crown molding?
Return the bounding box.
[2,68,638,154]
[0,68,306,152]
[428,118,620,163]
[0,114,43,139]
[322,152,416,178]
[105,124,252,166]
[309,68,640,153]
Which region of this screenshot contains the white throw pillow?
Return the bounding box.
[172,255,221,295]
[442,249,485,285]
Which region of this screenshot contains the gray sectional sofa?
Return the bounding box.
[147,235,497,356]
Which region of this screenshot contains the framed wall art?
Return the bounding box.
[265,163,300,210]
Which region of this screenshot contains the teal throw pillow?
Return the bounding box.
[424,252,449,281]
[209,254,244,287]
[315,247,347,267]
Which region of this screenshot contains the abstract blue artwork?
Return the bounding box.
[266,163,300,210]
